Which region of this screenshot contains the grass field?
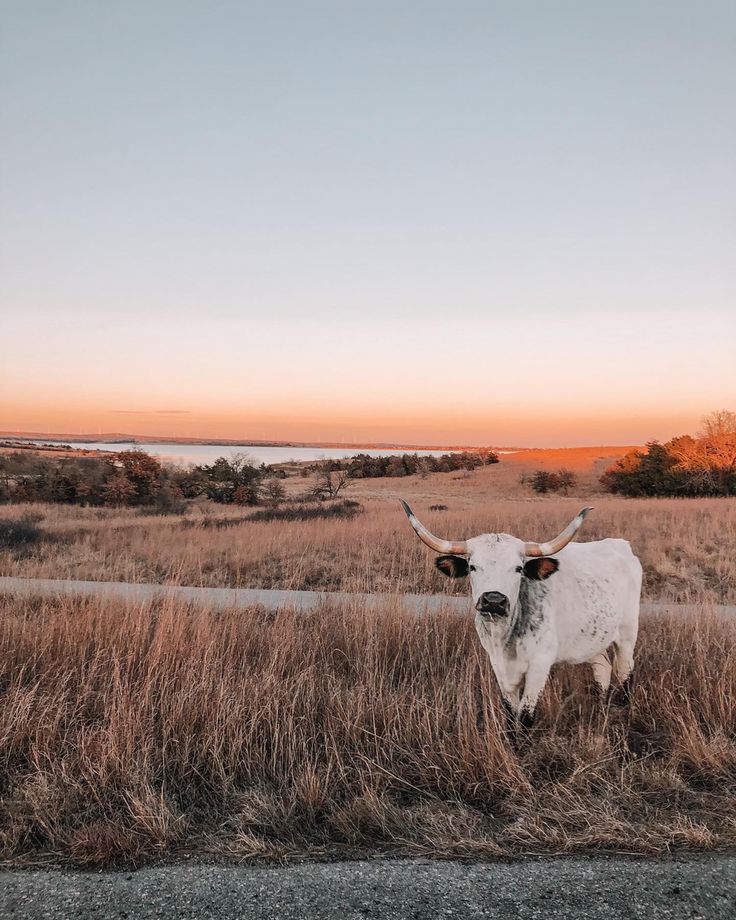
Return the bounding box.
[1,447,735,866]
[1,594,735,866]
[1,486,734,603]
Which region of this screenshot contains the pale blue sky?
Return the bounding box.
[2,1,735,444]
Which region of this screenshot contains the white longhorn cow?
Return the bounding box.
[400,501,642,729]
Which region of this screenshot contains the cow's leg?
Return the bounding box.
[497,685,522,736]
[517,659,553,732]
[485,654,524,737]
[611,637,636,705]
[493,676,523,738]
[500,697,516,736]
[589,651,612,696]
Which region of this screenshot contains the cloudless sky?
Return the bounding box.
[1,1,735,445]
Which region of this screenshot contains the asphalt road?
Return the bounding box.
[2,857,736,920]
[0,575,465,614]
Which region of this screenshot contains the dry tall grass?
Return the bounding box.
[1,592,735,867]
[1,495,735,602]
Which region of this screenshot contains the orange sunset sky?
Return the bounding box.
[2,4,735,447]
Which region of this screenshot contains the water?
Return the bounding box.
[16,439,474,467]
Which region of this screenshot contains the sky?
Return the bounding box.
[1,1,735,447]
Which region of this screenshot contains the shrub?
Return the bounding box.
[151,482,187,515]
[0,514,46,557]
[197,454,264,505]
[102,472,137,507]
[181,515,253,530]
[263,479,286,507]
[529,469,578,495]
[249,500,363,523]
[601,418,736,497]
[111,451,162,504]
[530,470,550,493]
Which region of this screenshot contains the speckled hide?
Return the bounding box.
[466,533,642,728]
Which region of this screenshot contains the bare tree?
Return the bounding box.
[312,462,354,500]
[700,409,736,439]
[699,410,736,490]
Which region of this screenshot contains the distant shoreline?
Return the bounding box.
[0,431,517,452]
[0,431,638,453]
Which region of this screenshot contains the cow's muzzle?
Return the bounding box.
[476,591,510,618]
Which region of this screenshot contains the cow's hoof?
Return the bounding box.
[609,678,633,707]
[518,707,536,732]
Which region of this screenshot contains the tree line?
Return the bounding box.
[308,449,499,479]
[0,450,285,510]
[0,447,501,509]
[600,411,736,497]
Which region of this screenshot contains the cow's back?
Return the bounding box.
[544,538,642,664]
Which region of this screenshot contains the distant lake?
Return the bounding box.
[17,440,477,467]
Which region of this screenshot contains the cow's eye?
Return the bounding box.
[515,565,523,573]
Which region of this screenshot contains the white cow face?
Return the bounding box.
[435,534,559,620]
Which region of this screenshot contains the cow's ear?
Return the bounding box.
[435,555,470,579]
[523,557,559,580]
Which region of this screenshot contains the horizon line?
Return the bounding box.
[0,429,643,453]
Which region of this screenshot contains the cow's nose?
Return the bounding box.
[476,591,509,616]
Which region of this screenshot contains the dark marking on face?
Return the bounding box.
[523,557,559,580]
[435,555,469,579]
[512,578,549,639]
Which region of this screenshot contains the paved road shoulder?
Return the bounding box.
[3,576,734,617]
[2,856,735,920]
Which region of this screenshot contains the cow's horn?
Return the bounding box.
[399,500,468,555]
[524,507,593,557]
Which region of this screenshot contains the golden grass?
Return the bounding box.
[2,453,734,867]
[1,592,735,867]
[1,492,735,602]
